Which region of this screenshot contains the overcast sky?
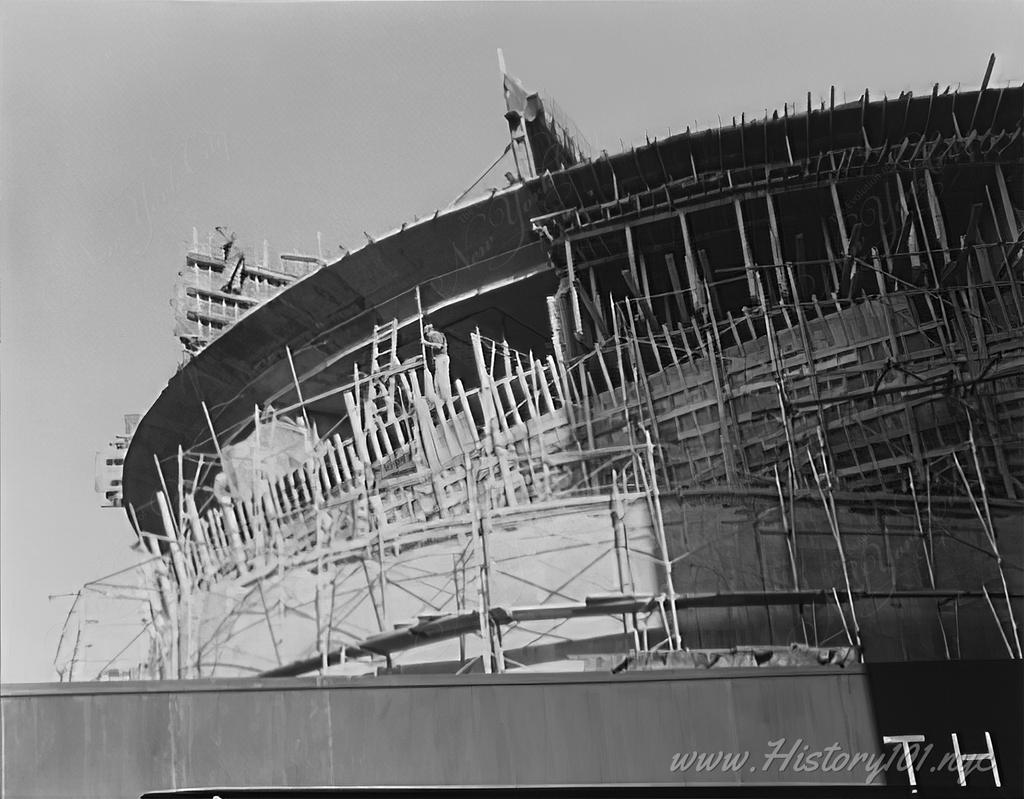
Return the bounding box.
[2,0,1022,683]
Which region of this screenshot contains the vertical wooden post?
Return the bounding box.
[994,164,1020,243]
[185,494,213,578]
[480,513,505,673]
[610,472,633,640]
[678,212,706,314]
[588,264,604,324]
[820,218,842,294]
[201,400,239,501]
[923,170,950,252]
[638,252,655,314]
[565,240,583,338]
[807,439,862,654]
[664,253,690,324]
[705,329,738,485]
[153,455,179,538]
[894,173,924,277]
[643,430,682,651]
[625,225,640,287]
[765,193,791,308]
[285,345,311,433]
[156,490,189,678]
[734,199,759,301]
[952,448,1022,658]
[466,458,493,674]
[176,446,185,540]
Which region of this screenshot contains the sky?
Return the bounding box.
[2,0,1022,684]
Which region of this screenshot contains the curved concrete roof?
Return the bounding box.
[123,182,551,532]
[123,84,1022,535]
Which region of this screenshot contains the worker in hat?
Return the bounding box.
[423,323,452,402]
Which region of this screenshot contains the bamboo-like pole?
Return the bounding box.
[307,440,329,674]
[153,455,180,538]
[579,354,596,453]
[184,493,213,578]
[908,468,936,588]
[565,240,583,338]
[415,284,427,368]
[610,470,635,595]
[608,472,630,662]
[734,199,760,302]
[774,463,809,646]
[156,490,188,677]
[663,253,690,324]
[678,212,706,315]
[53,590,82,682]
[808,436,862,654]
[909,466,951,660]
[177,446,185,538]
[285,345,311,432]
[594,344,614,396]
[983,585,1015,658]
[765,193,790,307]
[200,400,240,501]
[704,328,738,484]
[467,454,492,674]
[530,363,553,499]
[761,282,798,477]
[952,448,1022,658]
[831,587,854,648]
[624,298,670,487]
[643,430,682,650]
[773,464,800,590]
[481,513,504,673]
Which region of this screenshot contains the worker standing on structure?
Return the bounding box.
[423,323,452,402]
[215,227,236,261]
[215,226,247,294]
[221,251,247,294]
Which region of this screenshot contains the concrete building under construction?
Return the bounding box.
[4,58,1023,797]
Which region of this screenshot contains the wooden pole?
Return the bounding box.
[664,253,690,324]
[201,400,238,496]
[831,587,854,648]
[774,464,808,645]
[625,225,640,288]
[953,444,1022,658]
[285,345,311,432]
[467,458,493,674]
[643,430,682,650]
[982,585,1015,659]
[565,240,583,338]
[734,199,759,302]
[678,212,706,315]
[909,467,950,660]
[156,490,189,676]
[705,328,738,484]
[153,455,180,537]
[765,193,790,307]
[184,493,214,578]
[177,446,185,538]
[808,439,862,654]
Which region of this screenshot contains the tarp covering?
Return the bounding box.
[220,415,310,500]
